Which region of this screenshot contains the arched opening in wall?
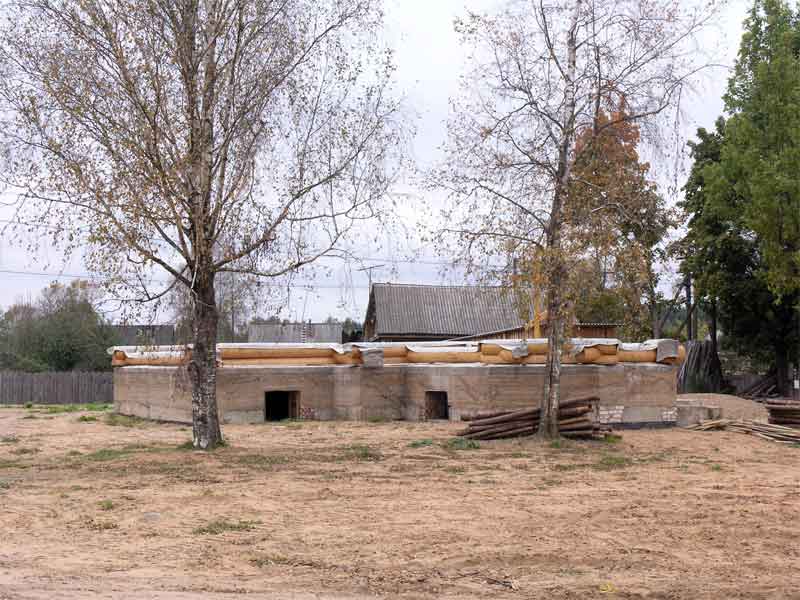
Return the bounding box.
[425,391,449,420]
[265,391,299,421]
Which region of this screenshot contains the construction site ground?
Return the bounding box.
[1,402,798,600]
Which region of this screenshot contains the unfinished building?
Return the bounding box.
[112,339,684,427]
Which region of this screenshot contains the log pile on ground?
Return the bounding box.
[740,373,778,399]
[765,400,800,428]
[686,419,800,444]
[458,396,611,440]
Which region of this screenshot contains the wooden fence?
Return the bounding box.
[0,371,113,405]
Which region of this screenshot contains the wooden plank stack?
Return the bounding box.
[765,400,800,428]
[739,373,778,399]
[457,396,610,440]
[687,418,800,444]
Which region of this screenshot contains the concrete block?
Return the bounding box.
[676,404,721,427]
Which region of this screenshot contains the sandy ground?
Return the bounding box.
[678,394,768,422]
[1,406,799,600]
[677,394,769,421]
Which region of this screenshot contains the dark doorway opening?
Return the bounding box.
[425,391,449,420]
[265,391,299,421]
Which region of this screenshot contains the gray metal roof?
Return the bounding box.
[367,283,530,338]
[247,322,342,343]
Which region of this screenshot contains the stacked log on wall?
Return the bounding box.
[457,396,611,440]
[765,400,800,428]
[109,340,686,368]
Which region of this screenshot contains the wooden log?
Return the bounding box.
[556,415,593,428]
[472,425,537,440]
[556,406,592,418]
[558,423,594,433]
[468,408,539,428]
[463,420,536,439]
[467,396,598,427]
[460,418,535,434]
[461,410,515,422]
[461,407,593,435]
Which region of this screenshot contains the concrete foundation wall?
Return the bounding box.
[114,363,678,426]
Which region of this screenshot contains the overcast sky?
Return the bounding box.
[0,0,750,324]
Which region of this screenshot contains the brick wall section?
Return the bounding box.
[599,405,625,424]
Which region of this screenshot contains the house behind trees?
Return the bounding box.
[363,283,618,342]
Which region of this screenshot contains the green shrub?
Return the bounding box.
[408,439,434,448]
[594,455,632,470]
[441,438,480,451]
[344,444,382,461]
[193,519,260,535]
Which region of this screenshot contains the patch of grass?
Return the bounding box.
[408,439,434,448]
[231,453,289,469]
[250,554,292,567]
[602,434,623,444]
[441,437,481,451]
[342,444,382,462]
[84,448,133,462]
[0,459,24,469]
[444,466,466,474]
[366,415,390,423]
[552,462,583,472]
[24,402,33,409]
[193,519,260,535]
[77,415,98,423]
[85,518,118,531]
[594,455,633,471]
[710,463,723,472]
[104,414,149,428]
[1,436,19,444]
[537,477,563,489]
[549,439,564,449]
[44,404,81,414]
[11,447,39,455]
[0,480,10,490]
[98,499,115,510]
[509,451,528,458]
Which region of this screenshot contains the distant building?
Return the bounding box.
[247,321,343,344]
[363,283,618,342]
[111,325,175,347]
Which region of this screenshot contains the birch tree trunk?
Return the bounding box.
[539,0,581,438]
[437,0,719,436]
[189,269,222,449]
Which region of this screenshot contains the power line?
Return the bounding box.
[0,218,457,266]
[0,268,377,289]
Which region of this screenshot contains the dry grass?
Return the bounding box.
[0,406,799,599]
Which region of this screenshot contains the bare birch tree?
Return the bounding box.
[0,0,404,448]
[436,0,719,437]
